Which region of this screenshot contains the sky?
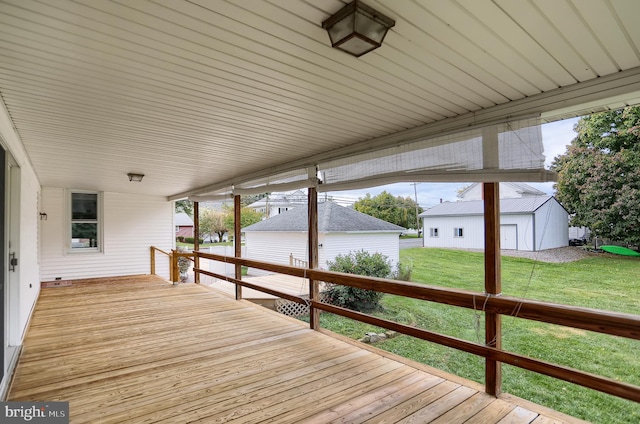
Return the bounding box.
[326,117,580,209]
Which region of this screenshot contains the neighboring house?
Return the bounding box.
[175,212,194,238]
[421,196,568,251]
[457,182,546,201]
[243,202,404,274]
[247,190,308,219]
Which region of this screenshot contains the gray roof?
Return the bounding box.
[175,212,194,226]
[420,196,556,217]
[243,202,405,232]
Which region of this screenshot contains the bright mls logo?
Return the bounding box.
[2,402,69,423]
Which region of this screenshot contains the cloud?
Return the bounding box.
[541,118,578,167]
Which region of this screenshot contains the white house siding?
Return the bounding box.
[321,232,400,270]
[424,214,540,251]
[244,231,401,275]
[535,200,569,250]
[458,184,519,201]
[40,189,173,281]
[423,216,486,250]
[244,231,308,276]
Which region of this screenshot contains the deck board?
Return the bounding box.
[8,275,587,423]
[207,274,311,300]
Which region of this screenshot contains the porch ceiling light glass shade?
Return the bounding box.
[321,0,395,57]
[127,173,144,182]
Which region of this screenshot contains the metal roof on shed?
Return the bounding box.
[420,196,555,217]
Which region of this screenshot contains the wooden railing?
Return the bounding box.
[289,253,308,268]
[194,251,640,404]
[150,246,172,280]
[150,246,194,283]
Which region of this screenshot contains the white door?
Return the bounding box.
[500,225,517,250]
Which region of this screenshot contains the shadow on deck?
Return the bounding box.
[8,275,586,423]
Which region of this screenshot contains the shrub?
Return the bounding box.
[325,250,392,313]
[177,256,191,274]
[183,237,204,244]
[176,236,185,242]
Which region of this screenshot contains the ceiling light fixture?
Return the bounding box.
[322,0,395,58]
[127,173,144,182]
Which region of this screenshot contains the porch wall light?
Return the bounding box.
[321,0,395,58]
[127,173,144,182]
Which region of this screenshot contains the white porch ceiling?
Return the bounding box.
[1,0,639,198]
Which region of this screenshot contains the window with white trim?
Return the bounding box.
[70,191,102,252]
[453,227,464,238]
[429,228,439,237]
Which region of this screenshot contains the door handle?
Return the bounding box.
[10,252,17,272]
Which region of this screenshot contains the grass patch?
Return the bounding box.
[315,248,640,423]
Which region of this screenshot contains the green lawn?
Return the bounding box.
[315,248,640,423]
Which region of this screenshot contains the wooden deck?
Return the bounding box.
[205,274,310,300]
[8,275,586,423]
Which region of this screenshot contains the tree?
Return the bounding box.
[353,191,423,229]
[325,250,392,312]
[552,106,640,244]
[199,205,263,243]
[240,194,267,207]
[175,200,193,217]
[199,209,229,243]
[222,205,264,231]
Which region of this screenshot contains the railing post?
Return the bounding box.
[234,195,242,300]
[171,249,179,283]
[150,246,156,275]
[484,182,502,396]
[308,186,320,330]
[193,201,200,284]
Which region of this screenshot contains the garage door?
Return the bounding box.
[500,225,518,250]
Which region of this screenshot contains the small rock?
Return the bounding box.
[365,332,380,343]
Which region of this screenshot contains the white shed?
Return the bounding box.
[420,196,568,251]
[243,202,404,274]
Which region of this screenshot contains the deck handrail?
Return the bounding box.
[193,250,640,404]
[150,246,195,282]
[150,246,172,277]
[289,253,308,268]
